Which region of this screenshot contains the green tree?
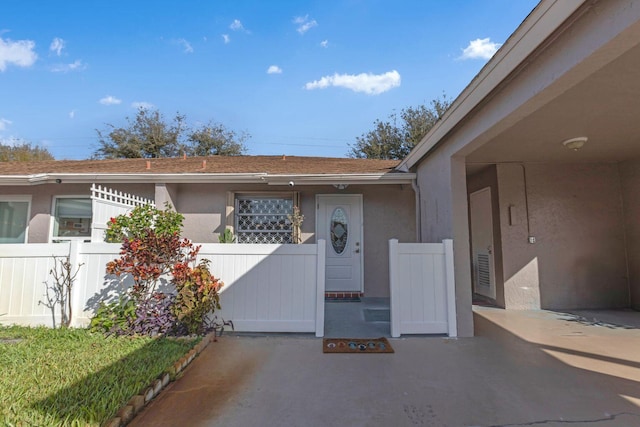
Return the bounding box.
[186,122,247,156]
[95,109,186,159]
[348,95,451,160]
[93,108,248,159]
[0,141,54,161]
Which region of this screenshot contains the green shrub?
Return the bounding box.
[93,203,223,337]
[89,296,136,335]
[172,258,223,335]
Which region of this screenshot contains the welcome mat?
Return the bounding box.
[323,337,394,353]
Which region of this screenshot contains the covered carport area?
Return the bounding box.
[399,0,640,336]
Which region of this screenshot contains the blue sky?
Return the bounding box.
[0,0,539,160]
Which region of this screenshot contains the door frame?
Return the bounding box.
[469,187,496,300]
[316,194,364,293]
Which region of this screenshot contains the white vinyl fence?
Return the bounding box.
[90,184,155,242]
[389,239,457,337]
[0,241,326,336]
[199,241,325,336]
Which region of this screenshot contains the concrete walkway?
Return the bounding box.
[129,307,640,427]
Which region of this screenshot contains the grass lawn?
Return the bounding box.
[0,325,199,426]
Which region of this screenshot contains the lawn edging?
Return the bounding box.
[104,331,216,427]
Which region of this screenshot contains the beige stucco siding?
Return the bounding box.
[4,181,414,297]
[492,163,628,310]
[2,183,154,243]
[360,184,416,297]
[415,150,474,337]
[170,183,228,243]
[495,165,541,310]
[521,163,627,309]
[159,183,415,298]
[619,159,640,310]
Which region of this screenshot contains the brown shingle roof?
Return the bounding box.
[0,155,401,175]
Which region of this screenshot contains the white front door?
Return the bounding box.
[470,187,496,300]
[317,195,363,292]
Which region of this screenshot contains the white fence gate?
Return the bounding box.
[0,241,326,336]
[388,239,457,337]
[90,184,155,242]
[200,241,325,336]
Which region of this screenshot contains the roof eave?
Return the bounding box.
[398,0,587,171]
[0,172,415,186]
[0,173,269,185]
[265,173,416,186]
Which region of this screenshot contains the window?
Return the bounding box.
[0,196,31,243]
[52,197,92,242]
[233,193,298,244]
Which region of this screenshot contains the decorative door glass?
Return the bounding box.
[330,207,348,254]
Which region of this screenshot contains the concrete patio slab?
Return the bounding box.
[129,307,640,427]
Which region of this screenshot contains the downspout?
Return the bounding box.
[411,179,422,243]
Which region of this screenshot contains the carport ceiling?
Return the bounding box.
[465,41,640,169]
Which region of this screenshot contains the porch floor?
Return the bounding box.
[323,297,390,338]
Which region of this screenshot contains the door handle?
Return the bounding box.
[355,249,360,254]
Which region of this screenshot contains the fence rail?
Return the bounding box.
[0,241,326,336]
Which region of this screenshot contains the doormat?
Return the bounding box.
[323,337,394,353]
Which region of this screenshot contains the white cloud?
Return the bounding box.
[0,117,12,131]
[320,40,329,48]
[230,19,248,32]
[459,38,502,60]
[294,15,318,35]
[304,70,401,95]
[99,95,122,105]
[51,59,86,72]
[69,110,76,119]
[131,101,154,110]
[0,37,37,71]
[175,38,193,53]
[222,34,230,44]
[49,37,65,56]
[267,65,282,74]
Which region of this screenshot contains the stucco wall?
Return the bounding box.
[619,159,640,310]
[497,163,628,310]
[2,183,154,243]
[416,151,474,337]
[170,183,416,298]
[172,183,228,243]
[495,165,541,310]
[358,184,416,297]
[4,181,414,297]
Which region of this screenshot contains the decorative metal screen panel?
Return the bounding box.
[477,253,491,288]
[330,207,348,254]
[236,197,293,244]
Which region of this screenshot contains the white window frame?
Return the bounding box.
[227,191,300,244]
[49,195,93,243]
[0,195,31,244]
